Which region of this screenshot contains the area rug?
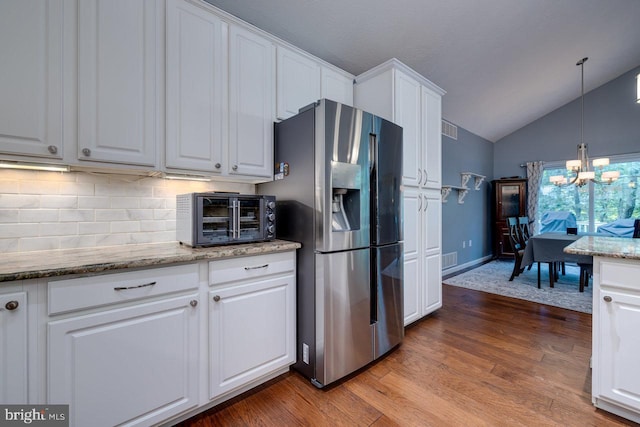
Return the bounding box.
[443,260,592,314]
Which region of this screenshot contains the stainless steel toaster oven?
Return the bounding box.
[176,193,276,247]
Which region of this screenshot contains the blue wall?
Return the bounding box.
[441,125,494,270]
[494,65,640,179]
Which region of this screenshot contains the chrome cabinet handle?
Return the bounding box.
[244,264,269,270]
[418,194,422,211]
[190,300,198,307]
[417,168,422,184]
[114,281,156,291]
[213,295,221,302]
[232,165,238,171]
[423,171,429,186]
[5,300,19,311]
[47,145,58,154]
[215,163,221,169]
[603,296,612,302]
[82,148,91,157]
[423,197,429,212]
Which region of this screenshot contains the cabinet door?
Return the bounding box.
[77,0,159,167]
[394,70,421,187]
[0,1,63,159]
[321,67,354,107]
[402,188,422,326]
[422,87,442,188]
[48,294,199,427]
[0,292,28,404]
[166,0,226,173]
[597,289,640,410]
[423,190,442,315]
[424,189,442,255]
[209,274,295,399]
[276,46,321,120]
[228,25,275,179]
[424,253,442,315]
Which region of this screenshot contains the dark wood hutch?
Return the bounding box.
[492,178,527,258]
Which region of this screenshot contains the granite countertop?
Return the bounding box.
[0,240,301,283]
[564,236,640,260]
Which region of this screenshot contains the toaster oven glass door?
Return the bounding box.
[201,197,233,243]
[237,198,262,241]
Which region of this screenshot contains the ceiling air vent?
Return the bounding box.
[441,120,458,140]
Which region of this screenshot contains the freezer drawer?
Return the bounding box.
[372,243,404,359]
[314,248,372,386]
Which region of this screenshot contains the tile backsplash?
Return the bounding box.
[0,170,254,253]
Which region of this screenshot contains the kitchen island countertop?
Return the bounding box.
[0,240,301,283]
[564,235,640,260]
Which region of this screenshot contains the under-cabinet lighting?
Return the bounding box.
[163,173,211,182]
[0,161,69,172]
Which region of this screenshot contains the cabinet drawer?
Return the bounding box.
[599,259,640,292]
[209,251,295,286]
[48,264,199,315]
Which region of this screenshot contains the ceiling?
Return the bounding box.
[204,0,640,142]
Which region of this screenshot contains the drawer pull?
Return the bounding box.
[603,296,612,302]
[244,264,269,270]
[190,300,198,307]
[213,295,221,302]
[114,281,157,291]
[5,300,19,311]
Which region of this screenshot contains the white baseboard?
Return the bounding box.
[442,254,493,277]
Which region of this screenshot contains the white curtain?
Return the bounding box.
[526,161,544,235]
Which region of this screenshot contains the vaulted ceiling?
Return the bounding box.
[205,0,640,142]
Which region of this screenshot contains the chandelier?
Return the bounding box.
[549,57,619,187]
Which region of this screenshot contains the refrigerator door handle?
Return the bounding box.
[369,133,377,174]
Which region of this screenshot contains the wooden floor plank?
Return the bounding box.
[177,284,638,427]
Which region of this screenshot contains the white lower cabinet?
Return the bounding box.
[402,187,442,326]
[592,257,640,424]
[0,291,28,404]
[208,252,296,399]
[46,265,200,427]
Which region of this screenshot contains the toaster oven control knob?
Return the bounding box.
[267,201,276,209]
[267,225,275,234]
[267,213,275,222]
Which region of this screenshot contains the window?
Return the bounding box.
[538,155,640,232]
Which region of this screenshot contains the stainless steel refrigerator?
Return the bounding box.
[258,99,403,387]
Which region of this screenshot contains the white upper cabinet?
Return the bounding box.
[422,86,442,188]
[321,66,354,107]
[276,46,354,120]
[228,24,275,179]
[0,0,64,160]
[394,70,422,187]
[354,59,445,189]
[276,47,321,120]
[166,0,226,173]
[77,0,160,167]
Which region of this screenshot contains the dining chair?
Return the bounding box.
[634,219,640,238]
[517,216,533,271]
[507,217,526,281]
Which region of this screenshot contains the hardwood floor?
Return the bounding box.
[177,284,637,426]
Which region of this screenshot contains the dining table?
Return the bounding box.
[520,232,594,288]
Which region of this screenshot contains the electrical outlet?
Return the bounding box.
[469,240,472,247]
[302,343,309,364]
[462,241,466,249]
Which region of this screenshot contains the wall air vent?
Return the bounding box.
[441,120,458,140]
[442,252,458,269]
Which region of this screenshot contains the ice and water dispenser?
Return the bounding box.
[331,161,361,232]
